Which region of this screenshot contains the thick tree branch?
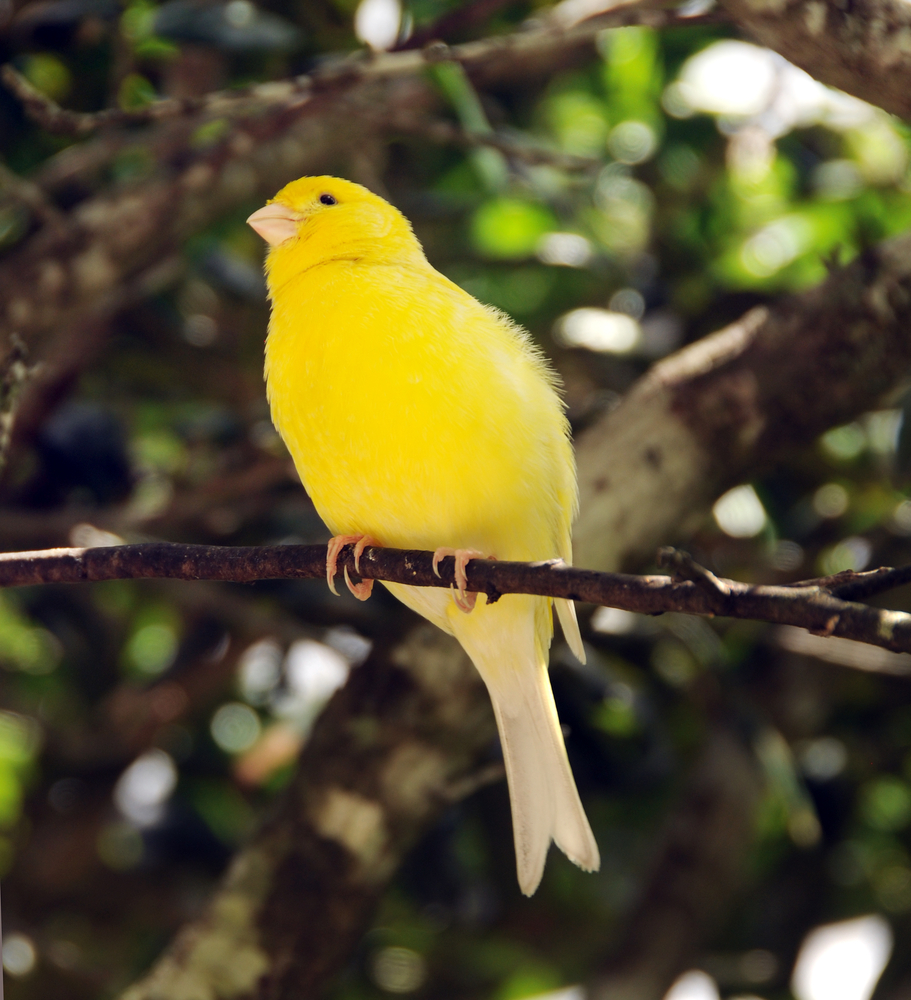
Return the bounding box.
[119,623,494,1000]
[2,541,911,658]
[719,0,911,121]
[575,234,911,570]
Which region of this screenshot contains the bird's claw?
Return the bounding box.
[452,588,477,613]
[344,566,374,601]
[326,534,379,600]
[432,547,490,613]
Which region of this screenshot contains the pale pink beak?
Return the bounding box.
[247,202,300,246]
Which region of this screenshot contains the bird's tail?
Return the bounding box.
[452,596,600,896]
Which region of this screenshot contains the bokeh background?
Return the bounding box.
[1,0,911,997]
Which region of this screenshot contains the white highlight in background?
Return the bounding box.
[556,308,641,353]
[676,41,776,117]
[537,232,593,267]
[713,484,767,538]
[526,987,585,1000]
[3,933,37,976]
[670,40,874,135]
[239,638,283,706]
[591,606,640,635]
[211,702,262,753]
[114,749,177,827]
[792,915,892,1000]
[272,639,350,724]
[354,0,401,50]
[663,970,721,1000]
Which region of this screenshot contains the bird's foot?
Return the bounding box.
[432,547,492,613]
[326,534,379,601]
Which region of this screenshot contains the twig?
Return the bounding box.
[0,161,63,226]
[2,3,721,137]
[0,65,207,137]
[787,564,911,603]
[1,541,911,657]
[397,115,602,170]
[0,334,35,476]
[657,546,731,597]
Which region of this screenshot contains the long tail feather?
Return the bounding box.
[450,595,599,895]
[555,597,586,664]
[488,664,600,893]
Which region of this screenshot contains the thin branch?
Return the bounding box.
[2,3,720,137]
[0,161,62,226]
[0,65,210,137]
[394,114,603,170]
[0,334,34,476]
[2,541,911,657]
[788,564,911,603]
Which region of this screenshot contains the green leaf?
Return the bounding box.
[471,199,557,259]
[118,73,158,111]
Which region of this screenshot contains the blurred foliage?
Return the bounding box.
[1,0,911,997]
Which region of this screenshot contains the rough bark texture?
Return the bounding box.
[121,624,493,1000]
[719,0,911,122]
[5,542,911,655]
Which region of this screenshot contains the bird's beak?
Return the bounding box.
[247,202,300,246]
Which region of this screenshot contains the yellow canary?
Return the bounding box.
[248,176,599,895]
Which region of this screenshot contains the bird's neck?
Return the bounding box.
[266,221,428,294]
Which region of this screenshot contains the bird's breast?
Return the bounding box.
[265,261,574,560]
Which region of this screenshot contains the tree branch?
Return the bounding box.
[1,3,717,139]
[719,0,911,122]
[574,234,911,571]
[3,540,911,658]
[118,622,494,1000]
[792,564,911,602]
[0,333,33,475]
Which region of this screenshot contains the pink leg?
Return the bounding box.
[326,535,379,601]
[432,547,493,613]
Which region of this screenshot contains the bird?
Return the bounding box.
[248,175,599,895]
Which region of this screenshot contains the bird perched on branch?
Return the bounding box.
[248,176,599,895]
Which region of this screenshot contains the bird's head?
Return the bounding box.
[247,176,424,290]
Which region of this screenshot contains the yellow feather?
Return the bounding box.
[254,176,598,894]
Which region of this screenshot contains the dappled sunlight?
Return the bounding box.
[0,0,910,996]
[792,916,892,1000]
[663,970,720,1000]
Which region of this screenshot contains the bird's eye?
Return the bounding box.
[319,194,337,206]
